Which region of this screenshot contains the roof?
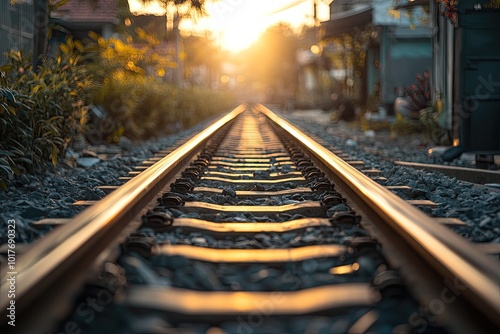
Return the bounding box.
[321,5,373,38]
[50,0,120,23]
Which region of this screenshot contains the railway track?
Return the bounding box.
[1,104,499,334]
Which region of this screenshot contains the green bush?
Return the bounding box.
[390,113,423,137]
[94,75,236,140]
[85,33,236,141]
[419,106,451,145]
[0,38,95,188]
[0,32,234,188]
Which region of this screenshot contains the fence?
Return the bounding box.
[0,0,34,64]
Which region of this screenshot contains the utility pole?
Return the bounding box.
[173,12,184,86]
[313,0,318,26]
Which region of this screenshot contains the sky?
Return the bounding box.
[128,0,330,52]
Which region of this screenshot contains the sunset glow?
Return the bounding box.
[206,2,266,52]
[128,0,330,52]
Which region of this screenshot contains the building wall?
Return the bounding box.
[0,0,34,64]
[321,0,433,113]
[379,27,432,112]
[329,0,372,16]
[380,32,432,104]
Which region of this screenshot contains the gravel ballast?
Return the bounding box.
[0,121,210,244]
[278,109,500,245]
[1,108,499,248]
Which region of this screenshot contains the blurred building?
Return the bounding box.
[318,0,432,114]
[430,0,500,156]
[49,0,129,48]
[0,0,35,64]
[129,14,167,40]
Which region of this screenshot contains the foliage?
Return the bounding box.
[486,0,500,8]
[140,0,207,16]
[436,0,458,25]
[366,81,381,113]
[86,30,175,83]
[361,118,392,132]
[48,0,71,11]
[47,0,73,39]
[0,38,95,188]
[419,106,441,142]
[84,29,234,140]
[94,74,235,140]
[419,105,451,145]
[403,70,432,114]
[390,1,431,28]
[395,71,449,145]
[323,24,379,95]
[391,113,423,136]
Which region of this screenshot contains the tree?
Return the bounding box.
[140,0,210,85]
[140,0,206,14]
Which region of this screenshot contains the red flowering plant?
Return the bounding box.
[404,71,432,113]
[436,0,458,25]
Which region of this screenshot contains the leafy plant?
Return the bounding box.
[85,30,175,84]
[419,105,451,145]
[94,74,235,140]
[85,30,235,141]
[403,70,432,114]
[0,37,95,188]
[436,0,458,25]
[393,71,451,145]
[391,113,423,137]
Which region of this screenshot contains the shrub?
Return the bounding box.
[403,71,432,114]
[391,112,423,136]
[419,106,451,145]
[86,31,236,141]
[94,75,236,140]
[0,38,95,188]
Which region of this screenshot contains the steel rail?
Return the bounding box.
[256,104,500,331]
[394,160,500,184]
[0,104,246,333]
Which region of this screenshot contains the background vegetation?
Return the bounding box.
[95,76,235,141]
[0,29,235,188]
[88,31,235,141]
[0,38,93,189]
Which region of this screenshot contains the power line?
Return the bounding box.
[264,0,309,17]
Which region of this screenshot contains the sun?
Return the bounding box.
[128,0,331,53]
[218,24,263,53]
[202,1,271,53]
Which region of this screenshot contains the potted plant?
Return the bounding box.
[394,71,432,120]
